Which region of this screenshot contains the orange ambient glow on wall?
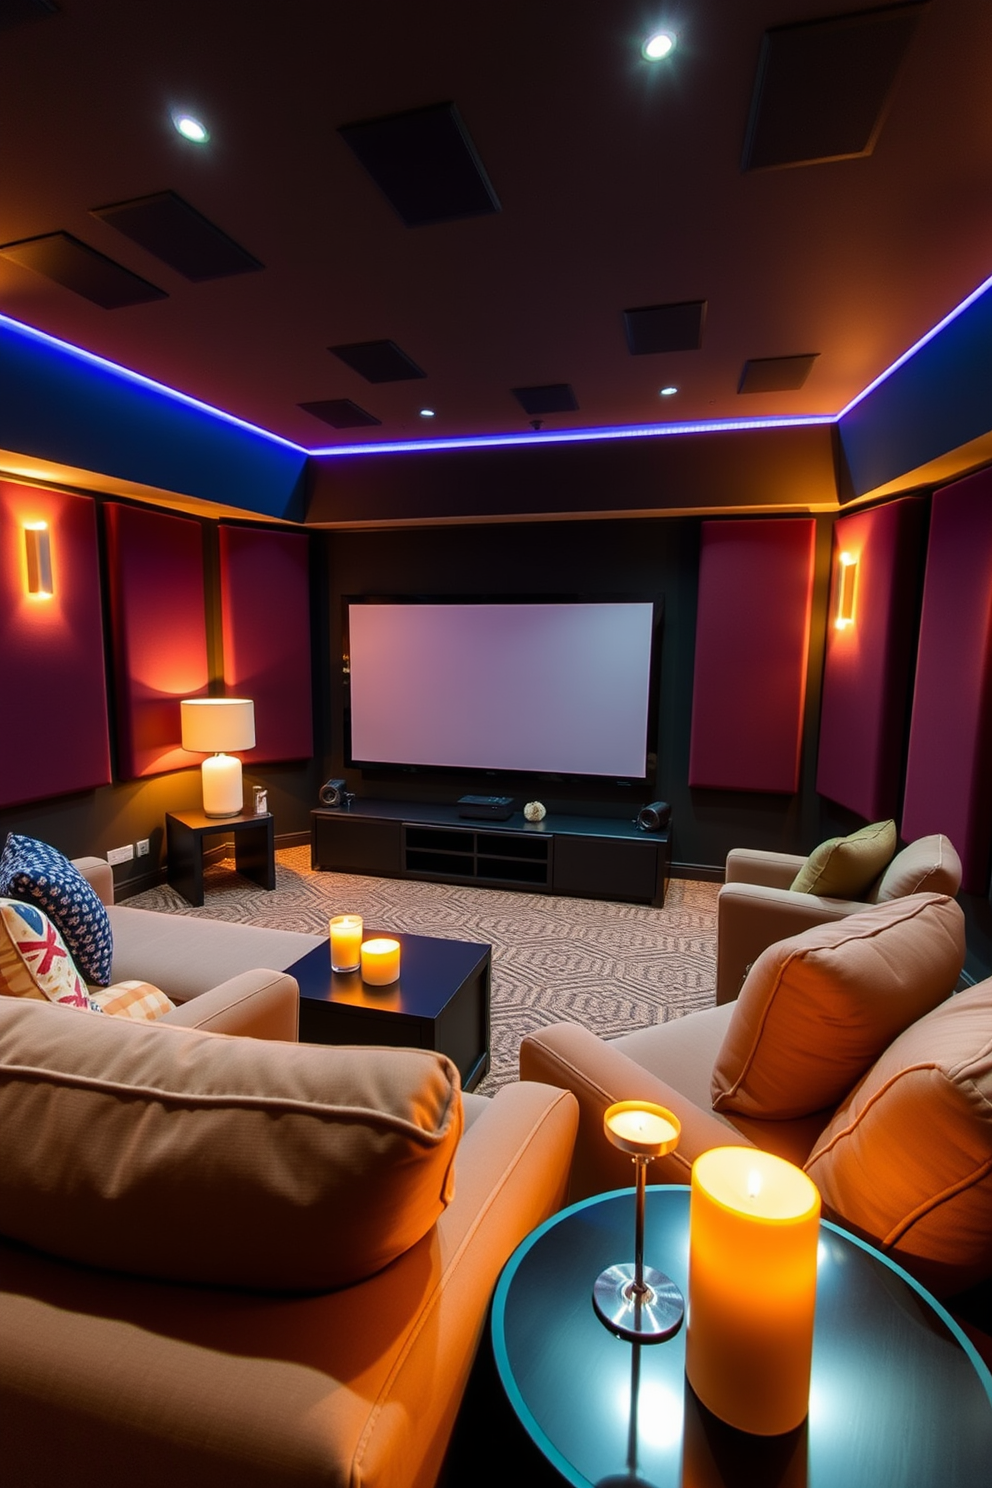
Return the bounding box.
[23,522,53,597]
[834,550,858,630]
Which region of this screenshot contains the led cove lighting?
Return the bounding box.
[643,31,676,60]
[173,113,209,143]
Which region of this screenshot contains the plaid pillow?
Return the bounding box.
[88,981,175,1021]
[0,899,104,1012]
[0,833,113,985]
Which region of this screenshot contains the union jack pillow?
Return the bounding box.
[0,833,113,986]
[0,898,104,1012]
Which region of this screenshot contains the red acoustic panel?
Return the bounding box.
[902,470,992,892]
[0,481,111,806]
[105,503,209,779]
[219,526,313,762]
[816,498,924,820]
[689,518,816,792]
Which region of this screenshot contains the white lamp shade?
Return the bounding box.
[181,698,255,753]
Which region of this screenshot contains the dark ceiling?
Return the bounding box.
[2,0,991,452]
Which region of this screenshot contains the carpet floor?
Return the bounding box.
[126,845,720,1094]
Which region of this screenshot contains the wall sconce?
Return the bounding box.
[24,523,53,597]
[834,550,858,630]
[180,697,255,818]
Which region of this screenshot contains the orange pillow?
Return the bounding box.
[711,893,965,1120]
[806,980,992,1296]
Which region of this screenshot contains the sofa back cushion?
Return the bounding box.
[869,833,962,903]
[0,998,462,1292]
[789,819,896,897]
[711,893,965,1120]
[805,979,992,1296]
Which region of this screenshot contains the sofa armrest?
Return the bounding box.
[716,881,872,1004]
[519,1021,752,1202]
[71,856,115,907]
[160,970,299,1040]
[724,847,807,888]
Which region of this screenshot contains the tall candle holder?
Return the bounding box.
[593,1100,684,1343]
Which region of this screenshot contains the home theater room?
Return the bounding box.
[2,1,992,1484]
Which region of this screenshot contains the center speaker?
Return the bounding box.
[636,801,671,832]
[319,778,347,808]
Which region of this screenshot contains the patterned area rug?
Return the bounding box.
[126,845,719,1094]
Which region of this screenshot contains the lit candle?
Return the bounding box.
[360,937,401,986]
[604,1101,681,1157]
[686,1146,821,1436]
[329,914,363,972]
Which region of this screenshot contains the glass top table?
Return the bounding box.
[492,1186,992,1488]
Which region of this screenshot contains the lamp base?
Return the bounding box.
[201,753,244,818]
[593,1263,684,1343]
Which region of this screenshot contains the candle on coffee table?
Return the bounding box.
[361,937,401,985]
[329,914,363,971]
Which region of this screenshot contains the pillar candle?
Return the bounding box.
[360,937,401,985]
[686,1146,821,1436]
[329,915,363,971]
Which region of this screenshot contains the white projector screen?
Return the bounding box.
[346,600,655,778]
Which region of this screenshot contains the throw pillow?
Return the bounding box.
[789,819,897,897]
[710,893,965,1121]
[88,981,175,1021]
[805,979,992,1297]
[0,997,463,1292]
[0,833,113,985]
[0,899,104,1013]
[871,834,962,902]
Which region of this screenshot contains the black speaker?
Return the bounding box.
[636,801,671,832]
[319,777,347,807]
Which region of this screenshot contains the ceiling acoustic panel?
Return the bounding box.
[338,101,501,227]
[623,301,706,356]
[329,340,426,383]
[298,398,381,429]
[738,354,819,393]
[742,3,926,170]
[512,384,579,415]
[0,231,166,308]
[92,191,263,282]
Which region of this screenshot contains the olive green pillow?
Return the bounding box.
[790,819,896,898]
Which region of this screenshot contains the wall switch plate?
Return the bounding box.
[107,844,134,866]
[136,839,150,857]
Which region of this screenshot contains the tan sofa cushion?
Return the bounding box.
[870,833,962,902]
[790,819,896,896]
[711,893,965,1120]
[0,997,462,1292]
[806,979,992,1296]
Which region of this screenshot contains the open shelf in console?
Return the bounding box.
[402,822,551,889]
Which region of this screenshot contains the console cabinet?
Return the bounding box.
[311,800,669,907]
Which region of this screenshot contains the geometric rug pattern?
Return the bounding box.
[125,845,720,1094]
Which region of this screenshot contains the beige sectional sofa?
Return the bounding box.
[0,856,580,1488]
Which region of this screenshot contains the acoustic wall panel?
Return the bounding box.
[105,503,209,779]
[219,526,313,762]
[816,498,924,820]
[902,470,992,892]
[689,518,816,792]
[0,481,111,806]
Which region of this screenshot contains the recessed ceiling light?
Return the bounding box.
[172,113,210,144]
[419,407,435,418]
[642,31,676,61]
[660,385,678,396]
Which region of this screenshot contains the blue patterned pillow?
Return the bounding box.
[0,834,113,986]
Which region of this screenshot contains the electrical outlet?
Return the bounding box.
[107,844,134,866]
[136,839,150,857]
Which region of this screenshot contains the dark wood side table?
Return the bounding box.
[285,932,491,1091]
[491,1187,992,1488]
[165,809,275,908]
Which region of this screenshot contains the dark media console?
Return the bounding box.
[310,800,670,907]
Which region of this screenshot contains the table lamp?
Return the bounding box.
[180,698,255,818]
[593,1101,684,1342]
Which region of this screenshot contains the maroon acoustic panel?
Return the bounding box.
[0,481,111,807]
[689,518,816,792]
[105,503,209,779]
[902,469,992,892]
[218,525,313,762]
[816,498,924,820]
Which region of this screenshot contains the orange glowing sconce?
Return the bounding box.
[24,523,54,597]
[834,550,857,630]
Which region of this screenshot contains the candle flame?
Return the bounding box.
[747,1170,762,1199]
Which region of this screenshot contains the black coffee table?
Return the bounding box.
[285,931,491,1091]
[492,1186,992,1487]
